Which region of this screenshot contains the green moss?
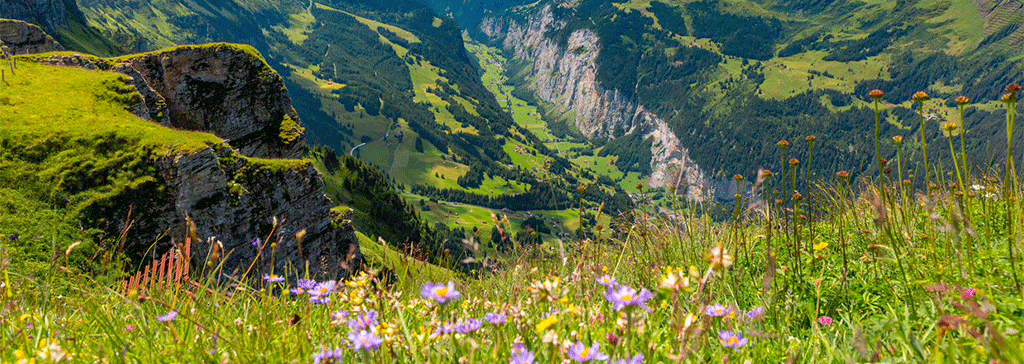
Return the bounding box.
[279,113,305,145]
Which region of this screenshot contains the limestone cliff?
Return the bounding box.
[0,19,63,55]
[481,6,710,200]
[32,44,358,280]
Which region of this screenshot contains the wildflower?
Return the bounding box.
[913,91,930,103]
[836,171,850,179]
[943,122,959,132]
[156,311,178,323]
[789,158,800,166]
[347,310,379,330]
[331,310,350,325]
[126,324,135,332]
[262,274,285,284]
[567,342,609,362]
[777,140,789,149]
[1007,84,1022,94]
[596,275,617,288]
[892,136,904,145]
[818,315,833,326]
[659,267,696,293]
[733,174,744,182]
[746,307,765,321]
[1003,93,1017,103]
[535,314,558,333]
[528,278,565,303]
[312,346,344,364]
[291,279,317,295]
[719,331,749,350]
[510,344,535,364]
[962,287,977,300]
[604,285,654,312]
[421,281,461,304]
[869,89,884,100]
[348,328,384,351]
[485,312,508,325]
[955,96,971,105]
[813,242,829,252]
[455,319,483,334]
[709,243,733,270]
[612,354,644,364]
[704,304,727,317]
[251,238,262,248]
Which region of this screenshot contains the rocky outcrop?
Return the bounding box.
[0,19,63,55]
[37,42,356,280]
[123,44,307,159]
[154,147,361,280]
[41,44,307,159]
[481,6,711,200]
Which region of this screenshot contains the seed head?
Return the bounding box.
[880,158,888,167]
[777,140,789,149]
[789,158,800,166]
[884,167,892,175]
[806,135,817,143]
[1006,84,1022,94]
[836,171,850,179]
[761,170,774,178]
[577,185,587,194]
[955,96,971,106]
[913,91,930,103]
[869,90,884,100]
[733,174,744,182]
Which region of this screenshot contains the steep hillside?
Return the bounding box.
[0,0,120,55]
[480,0,1024,187]
[1,44,359,280]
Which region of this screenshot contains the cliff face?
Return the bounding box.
[35,44,357,280]
[0,19,63,55]
[122,45,307,159]
[481,6,710,200]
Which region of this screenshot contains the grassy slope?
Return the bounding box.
[0,49,310,277]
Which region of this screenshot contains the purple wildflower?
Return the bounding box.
[156,311,178,323]
[455,319,483,334]
[347,310,379,330]
[308,281,336,305]
[262,274,285,284]
[818,316,833,327]
[596,275,618,288]
[510,344,535,364]
[719,331,749,350]
[291,279,317,295]
[420,281,461,304]
[331,310,350,323]
[312,346,344,364]
[962,287,977,300]
[604,285,654,312]
[485,312,508,325]
[567,342,609,362]
[251,238,262,248]
[704,304,727,317]
[434,322,458,336]
[612,354,644,364]
[348,328,384,352]
[746,307,765,321]
[126,325,135,332]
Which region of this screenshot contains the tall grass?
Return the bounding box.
[3,86,1024,363]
